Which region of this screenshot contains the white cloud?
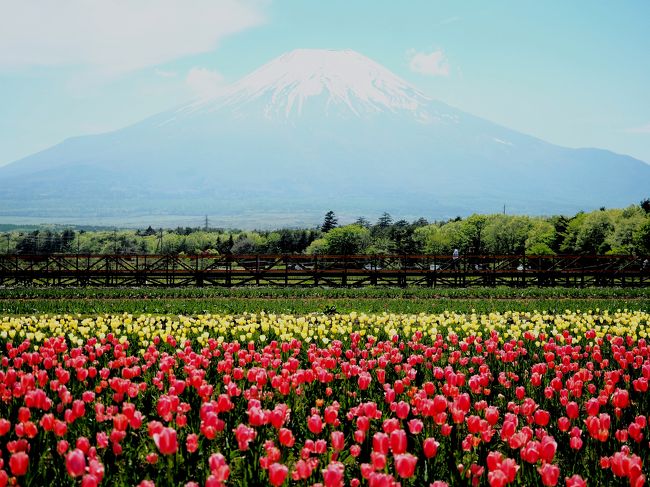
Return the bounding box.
[408,49,450,77]
[625,123,650,134]
[0,0,266,74]
[186,67,225,98]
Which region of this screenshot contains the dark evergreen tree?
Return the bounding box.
[412,217,429,227]
[550,215,569,252]
[355,217,371,228]
[641,198,650,214]
[376,212,393,228]
[321,211,338,232]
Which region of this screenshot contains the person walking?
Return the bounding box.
[452,248,459,270]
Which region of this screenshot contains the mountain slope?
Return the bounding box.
[1,49,648,225]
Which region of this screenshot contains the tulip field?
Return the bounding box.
[0,310,649,486]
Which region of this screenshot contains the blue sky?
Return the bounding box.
[1,0,649,165]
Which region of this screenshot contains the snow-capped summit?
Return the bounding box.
[179,49,432,120]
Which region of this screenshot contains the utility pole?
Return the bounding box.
[503,204,506,215]
[204,215,209,231]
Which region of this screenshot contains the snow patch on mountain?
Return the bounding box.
[172,49,435,122]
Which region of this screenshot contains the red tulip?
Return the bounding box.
[66,449,87,478]
[81,474,99,487]
[357,416,370,432]
[54,420,68,437]
[534,410,550,427]
[565,474,586,487]
[585,398,600,417]
[307,415,323,435]
[358,373,371,390]
[292,459,314,481]
[396,401,410,419]
[538,463,560,487]
[612,389,630,409]
[89,457,104,481]
[9,452,29,476]
[113,414,128,432]
[0,419,11,436]
[186,433,198,453]
[234,424,256,451]
[500,458,519,483]
[390,429,407,454]
[208,453,230,482]
[558,417,570,432]
[485,406,499,425]
[540,436,557,463]
[279,428,295,447]
[331,431,345,451]
[408,418,424,434]
[371,452,386,470]
[361,463,374,479]
[423,437,439,458]
[373,432,389,454]
[521,441,540,463]
[268,463,288,486]
[394,453,417,479]
[18,407,30,423]
[57,439,70,455]
[566,402,579,419]
[433,395,447,413]
[354,429,366,443]
[322,462,345,487]
[488,469,508,487]
[153,427,178,455]
[569,436,583,451]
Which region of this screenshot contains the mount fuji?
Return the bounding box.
[1,49,649,226]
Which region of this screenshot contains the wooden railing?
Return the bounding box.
[0,253,648,287]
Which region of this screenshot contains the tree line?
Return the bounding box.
[2,202,650,256]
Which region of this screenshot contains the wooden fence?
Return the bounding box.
[0,253,648,287]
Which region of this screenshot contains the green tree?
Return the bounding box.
[633,218,650,254]
[355,217,371,228]
[414,220,468,254]
[321,211,338,233]
[231,237,258,254]
[525,220,556,254]
[461,214,489,254]
[640,198,650,214]
[323,225,370,254]
[376,212,393,228]
[549,215,569,252]
[574,211,614,254]
[560,213,587,253]
[606,207,645,254]
[305,238,328,254]
[484,215,532,254]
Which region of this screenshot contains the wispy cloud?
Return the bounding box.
[0,0,266,75]
[624,123,650,134]
[186,67,225,98]
[407,49,450,77]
